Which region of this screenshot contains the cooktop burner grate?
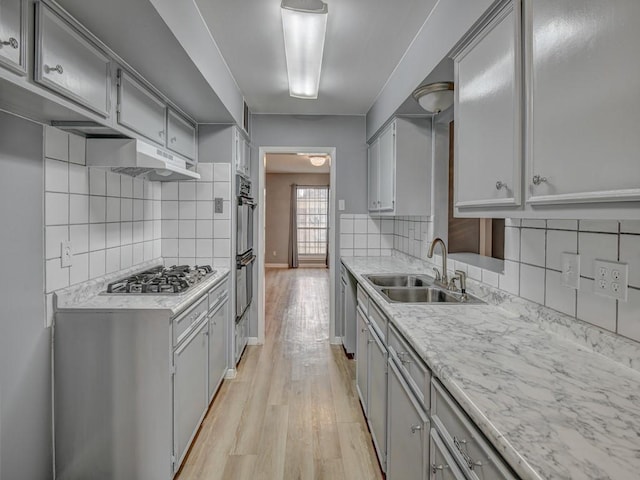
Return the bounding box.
[104,265,215,294]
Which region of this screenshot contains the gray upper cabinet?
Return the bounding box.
[453,0,522,210]
[524,0,640,205]
[167,108,197,161]
[35,2,111,117]
[117,69,166,145]
[0,0,27,75]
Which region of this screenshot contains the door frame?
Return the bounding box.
[256,146,338,345]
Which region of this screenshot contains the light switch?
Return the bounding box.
[61,240,73,267]
[214,198,224,214]
[338,199,345,211]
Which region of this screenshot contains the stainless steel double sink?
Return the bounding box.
[363,274,485,304]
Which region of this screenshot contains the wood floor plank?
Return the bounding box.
[253,404,289,480]
[220,455,258,480]
[337,422,384,480]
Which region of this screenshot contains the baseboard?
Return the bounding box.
[225,368,237,379]
[247,337,260,345]
[299,264,328,268]
[265,263,288,268]
[330,336,342,345]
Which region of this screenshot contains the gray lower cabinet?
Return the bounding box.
[167,108,196,160]
[430,429,467,480]
[368,325,388,471]
[117,69,166,145]
[387,359,430,480]
[208,296,228,400]
[35,2,111,117]
[0,0,27,75]
[173,318,209,472]
[356,306,369,413]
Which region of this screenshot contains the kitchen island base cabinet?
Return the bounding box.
[430,429,467,480]
[208,295,228,400]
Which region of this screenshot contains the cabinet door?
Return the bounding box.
[243,139,251,176]
[117,69,166,145]
[233,128,243,175]
[356,306,369,413]
[35,3,111,117]
[0,0,27,75]
[387,359,429,480]
[208,299,228,400]
[368,139,380,212]
[368,326,388,471]
[454,0,521,208]
[173,319,208,470]
[378,123,396,212]
[167,108,196,160]
[430,430,466,480]
[525,0,640,205]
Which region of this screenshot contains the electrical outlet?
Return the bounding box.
[214,197,224,214]
[593,259,628,301]
[61,240,73,267]
[338,199,345,211]
[561,252,580,289]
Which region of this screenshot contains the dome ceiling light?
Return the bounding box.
[412,82,454,114]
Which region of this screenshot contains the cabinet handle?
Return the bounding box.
[361,327,367,333]
[159,130,165,138]
[44,64,64,74]
[398,351,412,365]
[171,137,177,143]
[410,424,421,434]
[532,174,547,186]
[368,339,374,344]
[431,463,449,473]
[1,37,18,49]
[495,180,507,190]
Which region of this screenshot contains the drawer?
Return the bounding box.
[208,279,229,311]
[431,379,517,480]
[356,284,368,314]
[430,428,466,480]
[368,300,387,341]
[388,323,430,409]
[173,295,208,346]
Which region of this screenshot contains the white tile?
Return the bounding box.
[213,163,230,181]
[213,219,230,239]
[519,264,545,304]
[179,256,196,265]
[196,163,214,181]
[620,221,640,234]
[120,222,133,245]
[520,228,545,267]
[105,172,121,197]
[45,259,69,292]
[120,198,133,221]
[197,201,214,220]
[45,126,68,161]
[545,270,577,317]
[354,234,367,249]
[546,230,577,271]
[178,220,196,238]
[213,238,230,258]
[340,218,354,234]
[196,256,214,267]
[89,169,106,195]
[504,218,521,227]
[579,220,619,233]
[45,192,68,226]
[106,223,120,249]
[467,265,482,281]
[381,249,392,257]
[70,225,89,254]
[68,134,85,165]
[367,218,379,234]
[69,194,89,225]
[133,199,144,221]
[89,196,106,223]
[503,227,520,261]
[521,219,545,228]
[196,182,214,201]
[121,176,133,198]
[547,220,578,231]
[196,239,213,257]
[46,226,68,260]
[45,158,68,193]
[162,239,179,257]
[577,279,616,331]
[68,163,89,194]
[143,200,153,220]
[133,178,144,199]
[381,234,393,249]
[162,220,179,239]
[340,248,354,257]
[179,182,196,200]
[143,221,153,241]
[354,218,367,234]
[367,249,381,257]
[179,238,196,258]
[197,220,213,239]
[340,234,354,249]
[143,241,153,261]
[618,288,640,342]
[153,200,162,220]
[212,258,230,268]
[578,232,618,278]
[367,234,381,249]
[620,234,640,289]
[133,222,144,243]
[213,201,231,220]
[162,182,178,201]
[70,253,89,285]
[499,260,520,295]
[153,239,161,258]
[482,269,499,287]
[153,220,162,239]
[89,223,106,251]
[106,197,120,223]
[213,181,230,201]
[132,243,144,265]
[354,249,368,257]
[161,201,179,220]
[106,247,121,273]
[144,181,153,200]
[179,201,197,220]
[89,250,106,278]
[120,244,133,268]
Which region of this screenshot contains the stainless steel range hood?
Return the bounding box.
[86,138,200,182]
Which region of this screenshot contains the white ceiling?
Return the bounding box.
[266,153,331,173]
[195,0,439,115]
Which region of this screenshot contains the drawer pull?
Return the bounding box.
[361,328,367,333]
[410,424,421,434]
[44,64,64,74]
[1,37,19,49]
[398,351,412,365]
[431,463,449,473]
[367,339,374,344]
[454,436,482,470]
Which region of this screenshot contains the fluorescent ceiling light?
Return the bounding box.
[309,156,326,166]
[281,0,328,99]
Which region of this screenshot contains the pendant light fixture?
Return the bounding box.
[412,82,454,114]
[281,0,328,99]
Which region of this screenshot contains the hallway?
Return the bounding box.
[177,268,383,480]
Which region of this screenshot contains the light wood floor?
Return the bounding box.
[177,268,383,480]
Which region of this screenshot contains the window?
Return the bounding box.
[296,186,329,256]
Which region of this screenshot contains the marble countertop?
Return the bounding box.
[56,264,231,316]
[341,256,640,480]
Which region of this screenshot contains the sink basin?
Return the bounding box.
[379,287,485,304]
[365,274,433,287]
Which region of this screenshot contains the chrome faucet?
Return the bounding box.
[427,237,448,285]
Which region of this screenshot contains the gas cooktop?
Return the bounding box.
[104,265,215,294]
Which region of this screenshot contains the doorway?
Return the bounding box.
[257,147,337,345]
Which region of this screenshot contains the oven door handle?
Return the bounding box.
[238,197,256,207]
[238,255,256,267]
